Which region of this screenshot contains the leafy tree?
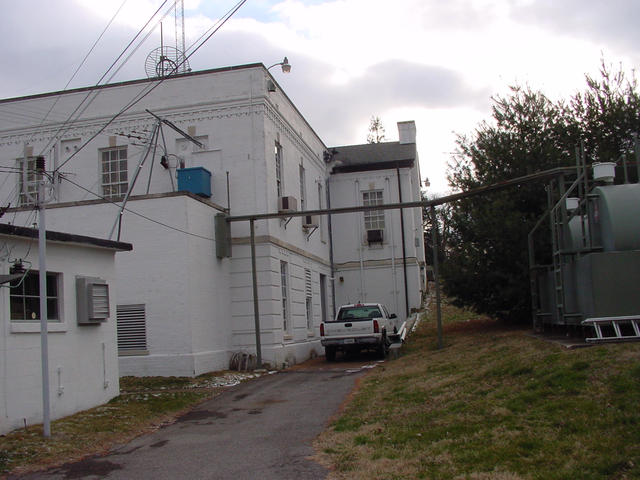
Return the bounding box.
[367,116,386,143]
[441,62,640,322]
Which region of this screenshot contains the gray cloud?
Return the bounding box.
[1,5,492,151]
[511,0,640,54]
[279,56,491,146]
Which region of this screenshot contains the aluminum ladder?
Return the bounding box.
[582,316,640,343]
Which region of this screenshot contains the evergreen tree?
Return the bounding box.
[367,116,386,143]
[442,63,640,322]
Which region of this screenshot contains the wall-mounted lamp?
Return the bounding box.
[267,56,291,74]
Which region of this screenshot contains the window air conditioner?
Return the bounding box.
[302,215,319,229]
[76,276,110,325]
[367,229,384,244]
[278,195,298,213]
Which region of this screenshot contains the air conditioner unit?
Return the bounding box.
[76,276,110,325]
[302,215,319,229]
[367,229,384,244]
[278,195,298,213]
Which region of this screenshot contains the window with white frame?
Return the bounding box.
[299,164,306,210]
[101,146,128,199]
[275,142,283,198]
[16,156,38,206]
[363,190,385,231]
[10,271,60,321]
[280,261,290,333]
[305,268,313,332]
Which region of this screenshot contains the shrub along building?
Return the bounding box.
[0,63,426,381]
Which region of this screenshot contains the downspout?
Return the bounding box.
[355,179,365,301]
[397,166,409,319]
[385,176,399,315]
[326,175,336,318]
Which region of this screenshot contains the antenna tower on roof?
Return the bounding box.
[144,0,190,78]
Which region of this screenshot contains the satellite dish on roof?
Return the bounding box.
[145,46,190,78]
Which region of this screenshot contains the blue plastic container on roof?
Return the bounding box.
[177,167,212,198]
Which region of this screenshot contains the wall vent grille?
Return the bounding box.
[117,304,147,354]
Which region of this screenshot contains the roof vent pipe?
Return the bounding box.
[593,162,616,184]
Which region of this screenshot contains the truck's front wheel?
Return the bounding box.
[325,346,336,362]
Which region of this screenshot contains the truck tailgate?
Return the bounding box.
[325,321,373,337]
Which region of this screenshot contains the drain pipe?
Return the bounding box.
[326,176,336,318]
[396,166,409,319]
[385,176,399,315]
[355,179,365,300]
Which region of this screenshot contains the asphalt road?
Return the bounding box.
[16,357,377,480]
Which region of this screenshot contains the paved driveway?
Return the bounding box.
[16,359,378,480]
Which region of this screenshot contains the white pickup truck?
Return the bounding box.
[320,303,398,361]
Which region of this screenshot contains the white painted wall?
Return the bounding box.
[0,235,121,435]
[329,162,426,318]
[0,66,425,379]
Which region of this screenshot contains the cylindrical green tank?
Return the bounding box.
[594,184,640,252]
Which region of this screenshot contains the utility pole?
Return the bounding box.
[36,155,51,437]
[430,206,443,350]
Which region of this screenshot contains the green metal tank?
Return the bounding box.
[594,184,640,252]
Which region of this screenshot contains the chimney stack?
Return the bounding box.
[398,121,416,144]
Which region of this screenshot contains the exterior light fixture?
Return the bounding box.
[267,57,291,74]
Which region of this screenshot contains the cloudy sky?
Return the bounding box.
[1,0,638,193]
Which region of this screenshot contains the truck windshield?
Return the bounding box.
[335,306,382,322]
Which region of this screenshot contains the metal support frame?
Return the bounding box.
[250,219,262,368]
[229,165,581,365]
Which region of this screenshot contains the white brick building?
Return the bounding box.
[0,64,425,378]
[0,224,131,434]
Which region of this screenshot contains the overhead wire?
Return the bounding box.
[58,174,215,242]
[6,1,246,243]
[53,0,247,176]
[28,0,130,144]
[38,0,176,157]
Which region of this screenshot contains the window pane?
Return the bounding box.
[46,273,57,296]
[10,296,25,320]
[47,299,59,320]
[24,273,39,294]
[24,296,39,320]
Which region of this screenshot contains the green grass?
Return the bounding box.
[0,371,254,475]
[315,299,640,480]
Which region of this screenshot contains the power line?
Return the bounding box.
[26,0,130,145]
[53,0,247,175]
[58,174,215,242]
[38,1,175,157]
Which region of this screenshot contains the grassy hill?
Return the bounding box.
[315,300,640,480]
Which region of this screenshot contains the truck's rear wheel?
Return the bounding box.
[325,346,336,362]
[378,333,389,359]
